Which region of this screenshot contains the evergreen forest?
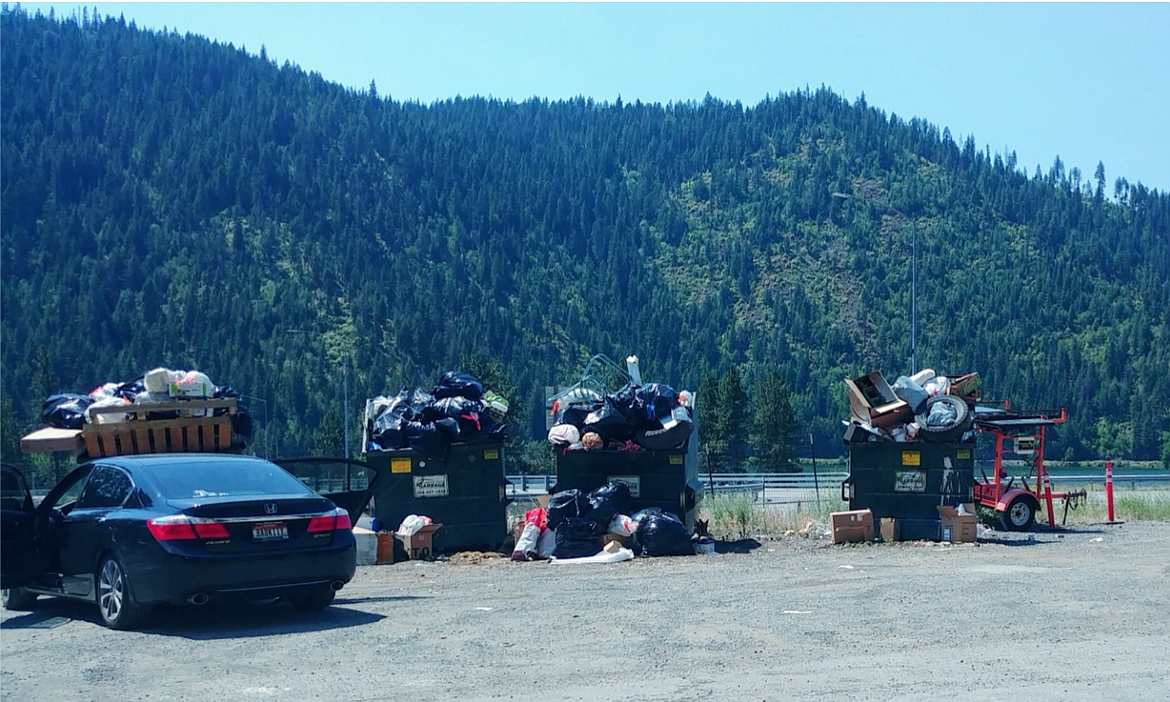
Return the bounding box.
[2,7,1169,478]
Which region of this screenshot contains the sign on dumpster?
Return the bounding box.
[607,475,641,498]
[894,470,927,492]
[413,474,449,498]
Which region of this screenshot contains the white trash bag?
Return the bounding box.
[145,367,185,394]
[85,396,131,425]
[397,514,433,538]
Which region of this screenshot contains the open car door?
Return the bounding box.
[274,457,386,526]
[1,463,36,590]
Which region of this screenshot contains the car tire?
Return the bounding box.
[96,555,150,630]
[2,587,38,611]
[287,585,337,612]
[999,498,1036,532]
[915,395,972,443]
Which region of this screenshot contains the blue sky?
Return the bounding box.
[26,2,1170,191]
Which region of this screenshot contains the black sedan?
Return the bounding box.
[1,454,356,629]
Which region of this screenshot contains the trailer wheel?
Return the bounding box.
[999,497,1036,531]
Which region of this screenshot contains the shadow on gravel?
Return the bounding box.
[2,596,389,639]
[1,611,74,630]
[715,538,762,554]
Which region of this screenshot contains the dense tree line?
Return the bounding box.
[2,7,1168,477]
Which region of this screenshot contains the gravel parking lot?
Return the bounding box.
[3,522,1169,701]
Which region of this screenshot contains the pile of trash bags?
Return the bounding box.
[40,367,253,438]
[512,482,696,562]
[366,371,508,459]
[547,382,695,452]
[844,368,981,444]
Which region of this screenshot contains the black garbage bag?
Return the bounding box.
[554,517,604,559]
[610,384,645,422]
[42,394,94,430]
[587,495,619,530]
[213,386,253,439]
[558,404,597,431]
[404,420,448,459]
[421,395,481,421]
[547,489,591,530]
[421,396,484,439]
[639,513,694,557]
[589,482,632,515]
[634,383,677,423]
[433,417,463,441]
[462,420,507,445]
[632,506,664,531]
[371,390,417,450]
[432,371,484,401]
[116,376,146,401]
[583,397,636,442]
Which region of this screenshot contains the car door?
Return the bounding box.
[1,463,35,590]
[57,464,134,597]
[274,457,385,526]
[32,465,92,593]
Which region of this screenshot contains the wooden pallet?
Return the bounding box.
[82,398,237,457]
[21,398,239,458]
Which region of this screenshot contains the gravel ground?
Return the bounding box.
[3,522,1169,701]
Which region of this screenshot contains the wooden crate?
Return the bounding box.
[81,398,237,458]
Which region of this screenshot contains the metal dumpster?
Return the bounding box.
[364,444,512,553]
[554,436,702,531]
[842,440,975,541]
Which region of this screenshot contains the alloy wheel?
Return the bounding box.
[98,559,125,623]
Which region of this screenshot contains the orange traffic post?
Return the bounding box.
[1105,460,1115,523]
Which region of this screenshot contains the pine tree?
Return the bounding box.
[750,369,801,472]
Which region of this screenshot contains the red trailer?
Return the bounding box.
[972,405,1085,531]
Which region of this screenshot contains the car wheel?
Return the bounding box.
[999,498,1036,532]
[287,586,336,612]
[96,555,150,630]
[2,587,38,611]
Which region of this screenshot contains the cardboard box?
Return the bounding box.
[844,372,913,430]
[830,509,874,544]
[600,533,627,549]
[20,426,85,454]
[937,504,977,543]
[397,523,443,560]
[880,517,900,542]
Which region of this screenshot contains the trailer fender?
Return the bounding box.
[994,488,1038,514]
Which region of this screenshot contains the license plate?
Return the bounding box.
[252,522,288,541]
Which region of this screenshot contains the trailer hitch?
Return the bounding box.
[1060,490,1088,525]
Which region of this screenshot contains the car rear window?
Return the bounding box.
[146,459,316,500]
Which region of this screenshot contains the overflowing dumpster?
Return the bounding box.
[361,370,512,554]
[842,368,978,541]
[547,355,702,532]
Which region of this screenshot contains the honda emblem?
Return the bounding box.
[264,503,278,515]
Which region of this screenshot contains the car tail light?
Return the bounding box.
[148,515,230,541]
[192,520,230,539]
[306,507,352,533]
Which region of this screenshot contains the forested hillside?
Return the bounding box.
[2,7,1168,466]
